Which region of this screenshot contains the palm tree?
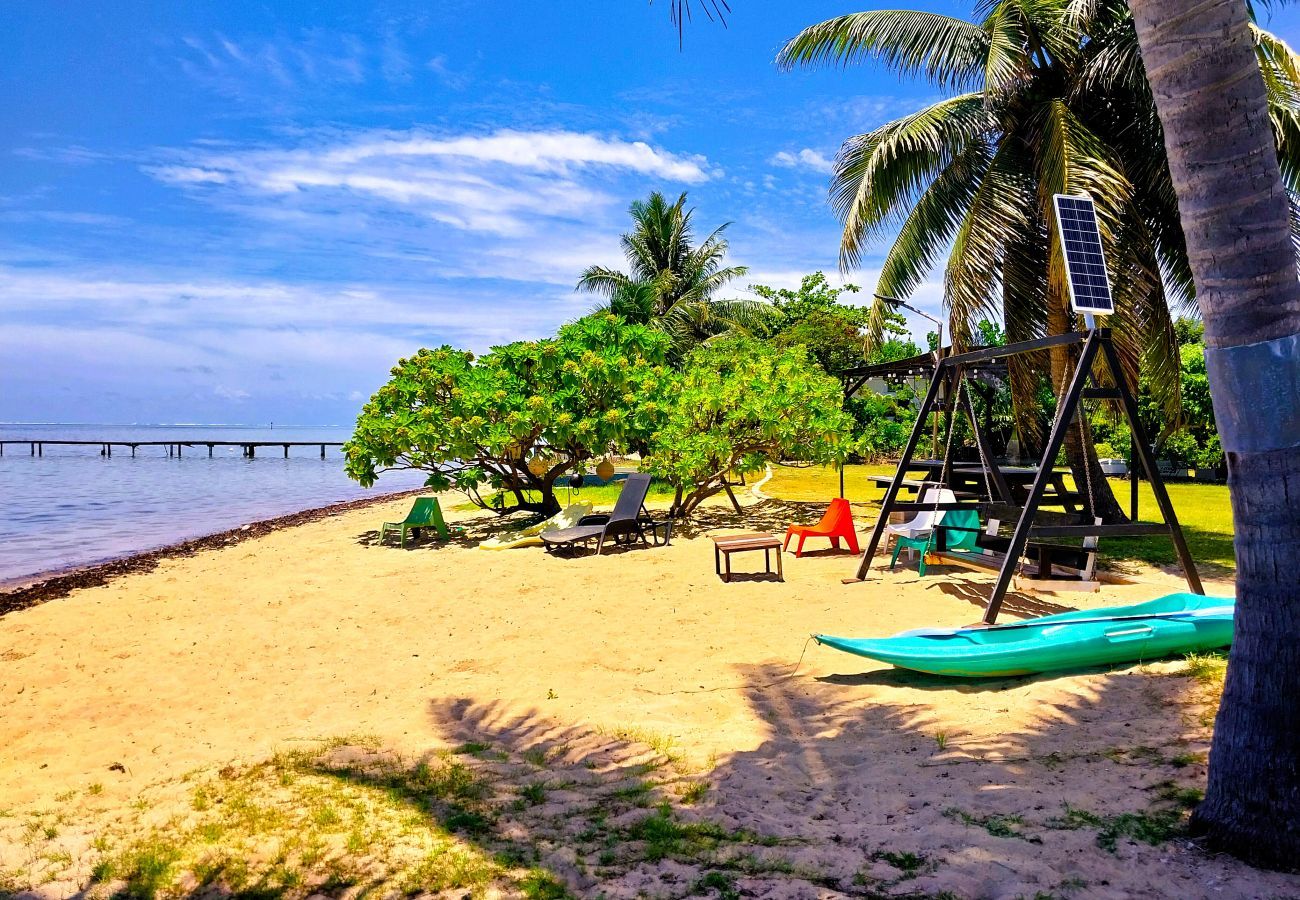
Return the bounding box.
[1127,0,1300,870]
[578,191,768,359]
[776,0,1300,523]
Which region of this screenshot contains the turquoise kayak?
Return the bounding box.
[815,593,1234,678]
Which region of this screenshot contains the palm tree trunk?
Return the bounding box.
[1130,0,1300,869]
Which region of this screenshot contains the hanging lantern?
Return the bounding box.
[595,457,616,482]
[568,471,585,490]
[527,455,549,478]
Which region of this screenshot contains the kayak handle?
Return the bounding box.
[1104,625,1156,641]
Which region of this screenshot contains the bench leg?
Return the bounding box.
[724,551,732,583]
[776,546,784,581]
[715,545,721,578]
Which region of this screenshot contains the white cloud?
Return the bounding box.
[213,385,251,401]
[770,148,835,175]
[145,128,716,238]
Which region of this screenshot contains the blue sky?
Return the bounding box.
[5,2,1299,425]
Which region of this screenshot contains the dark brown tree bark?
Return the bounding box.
[1130,0,1300,869]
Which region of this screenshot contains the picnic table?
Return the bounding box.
[951,465,1082,512]
[710,532,783,582]
[870,461,1082,512]
[866,475,979,501]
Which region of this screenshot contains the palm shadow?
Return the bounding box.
[345,653,1272,897]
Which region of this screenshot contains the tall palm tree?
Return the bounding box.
[578,191,767,359]
[1128,0,1300,869]
[776,0,1300,522]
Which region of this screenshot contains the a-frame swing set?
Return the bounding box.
[849,195,1205,624]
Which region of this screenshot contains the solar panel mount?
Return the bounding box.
[1053,193,1114,316]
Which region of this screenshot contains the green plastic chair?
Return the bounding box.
[889,507,981,576]
[380,497,449,547]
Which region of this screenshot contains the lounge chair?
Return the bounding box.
[478,502,593,550]
[783,498,860,557]
[539,473,669,555]
[380,497,449,547]
[889,506,981,576]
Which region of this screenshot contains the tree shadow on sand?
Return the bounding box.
[309,660,1279,898]
[75,656,1288,898]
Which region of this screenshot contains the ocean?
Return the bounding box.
[0,424,428,587]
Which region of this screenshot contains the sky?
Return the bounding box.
[5,1,1300,425]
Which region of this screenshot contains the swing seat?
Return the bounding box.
[889,508,982,576]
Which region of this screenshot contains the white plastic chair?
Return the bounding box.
[885,487,956,549]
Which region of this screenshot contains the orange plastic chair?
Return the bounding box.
[784,498,861,557]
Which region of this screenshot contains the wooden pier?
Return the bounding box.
[0,440,345,459]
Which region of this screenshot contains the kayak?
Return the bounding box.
[815,593,1234,678]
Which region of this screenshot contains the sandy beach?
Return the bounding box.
[1,487,1293,899]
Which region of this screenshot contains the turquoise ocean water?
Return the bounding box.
[0,424,427,587]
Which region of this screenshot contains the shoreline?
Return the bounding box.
[0,486,427,617]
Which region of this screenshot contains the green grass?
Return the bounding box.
[874,849,927,876]
[1183,650,1230,687]
[72,742,518,898]
[943,807,1040,843]
[1049,782,1202,852]
[763,465,1235,573]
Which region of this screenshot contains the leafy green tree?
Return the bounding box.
[752,271,917,375]
[344,315,670,515]
[577,191,767,359]
[776,0,1300,523]
[644,337,855,517]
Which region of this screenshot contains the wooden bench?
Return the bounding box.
[711,533,784,582]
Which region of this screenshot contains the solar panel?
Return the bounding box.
[1053,193,1114,316]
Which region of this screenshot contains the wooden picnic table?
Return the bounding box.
[710,532,783,582]
[951,465,1082,512]
[866,475,979,501]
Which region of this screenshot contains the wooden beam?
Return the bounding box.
[849,360,948,581]
[983,331,1103,624]
[1100,337,1204,595]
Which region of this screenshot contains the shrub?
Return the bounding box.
[644,338,855,517]
[345,315,670,514]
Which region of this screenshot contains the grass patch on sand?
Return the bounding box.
[944,808,1040,843]
[5,728,803,898]
[1049,781,1203,852]
[78,740,512,898]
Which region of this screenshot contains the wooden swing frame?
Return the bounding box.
[848,327,1205,624]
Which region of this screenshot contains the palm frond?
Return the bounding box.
[777,10,989,90]
[831,93,996,269]
[876,137,996,300]
[945,141,1035,348]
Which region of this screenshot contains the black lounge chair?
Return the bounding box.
[540,473,671,555]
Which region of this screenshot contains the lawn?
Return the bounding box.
[452,463,1235,575]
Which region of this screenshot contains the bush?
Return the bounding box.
[344,315,670,514]
[644,338,855,517]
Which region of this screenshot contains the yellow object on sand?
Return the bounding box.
[478,503,593,550]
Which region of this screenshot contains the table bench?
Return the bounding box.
[711,532,783,582]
